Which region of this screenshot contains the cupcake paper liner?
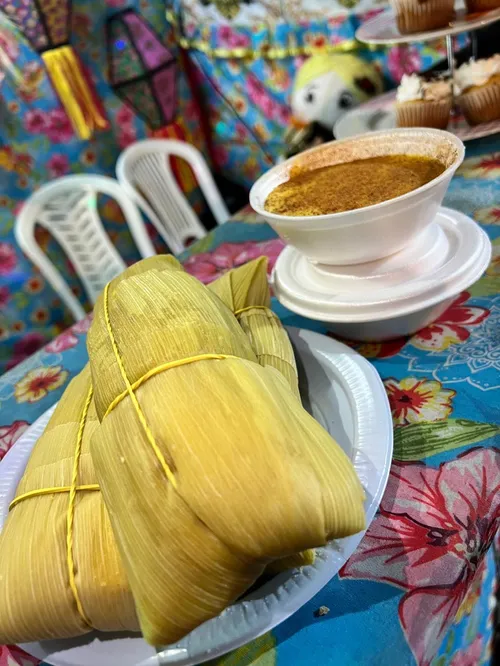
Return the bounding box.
[459,80,500,126]
[396,99,452,130]
[392,0,455,33]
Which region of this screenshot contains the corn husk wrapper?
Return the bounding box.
[207,256,300,402]
[88,260,365,645]
[0,257,176,644]
[206,258,313,571]
[0,256,311,644]
[0,366,138,643]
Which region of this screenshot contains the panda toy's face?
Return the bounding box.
[291,70,358,130]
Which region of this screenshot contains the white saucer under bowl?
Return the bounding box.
[273,207,491,341]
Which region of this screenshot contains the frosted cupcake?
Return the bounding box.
[455,56,500,125]
[396,74,453,129]
[392,0,454,34]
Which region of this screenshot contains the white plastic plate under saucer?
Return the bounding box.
[334,90,500,143]
[0,328,393,666]
[356,7,500,45]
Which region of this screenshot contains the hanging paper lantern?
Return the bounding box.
[107,10,177,131]
[0,0,108,139]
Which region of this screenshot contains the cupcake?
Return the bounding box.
[396,74,453,129]
[465,0,500,13]
[455,56,500,125]
[392,0,455,34]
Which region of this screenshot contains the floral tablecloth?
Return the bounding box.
[1,139,500,666]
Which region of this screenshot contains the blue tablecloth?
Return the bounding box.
[1,137,499,666]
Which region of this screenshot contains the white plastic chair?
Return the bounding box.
[15,174,156,322]
[116,139,230,255]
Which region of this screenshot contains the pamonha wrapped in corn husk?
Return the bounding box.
[0,256,318,644]
[88,257,365,645]
[0,366,138,643]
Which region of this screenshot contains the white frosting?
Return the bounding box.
[397,74,452,103]
[396,74,424,103]
[455,56,500,94]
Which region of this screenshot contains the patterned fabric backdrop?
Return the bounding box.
[0,0,207,375]
[172,0,466,186]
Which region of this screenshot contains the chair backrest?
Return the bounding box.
[116,139,230,255]
[14,174,156,322]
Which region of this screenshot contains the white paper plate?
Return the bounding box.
[334,90,500,142]
[356,6,500,44]
[0,328,393,666]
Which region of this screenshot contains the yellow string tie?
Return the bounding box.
[9,484,99,511]
[66,385,94,628]
[102,305,275,418]
[103,283,179,490]
[8,384,96,626]
[103,352,239,418]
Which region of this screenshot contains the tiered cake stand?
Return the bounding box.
[335,7,500,140]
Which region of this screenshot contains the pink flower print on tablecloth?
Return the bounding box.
[71,313,93,335]
[44,330,79,353]
[183,239,285,284]
[6,332,46,370]
[0,644,40,665]
[47,153,70,178]
[0,285,9,308]
[45,108,73,143]
[0,421,30,461]
[116,104,137,149]
[212,144,229,168]
[23,108,73,143]
[217,26,251,49]
[449,636,484,666]
[410,292,489,352]
[341,447,500,666]
[24,108,47,134]
[387,45,422,84]
[0,25,19,62]
[0,242,17,275]
[0,26,19,87]
[116,104,134,125]
[247,74,290,124]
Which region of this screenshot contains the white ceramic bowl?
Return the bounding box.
[250,128,465,266]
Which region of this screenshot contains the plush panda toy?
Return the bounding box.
[285,53,383,156]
